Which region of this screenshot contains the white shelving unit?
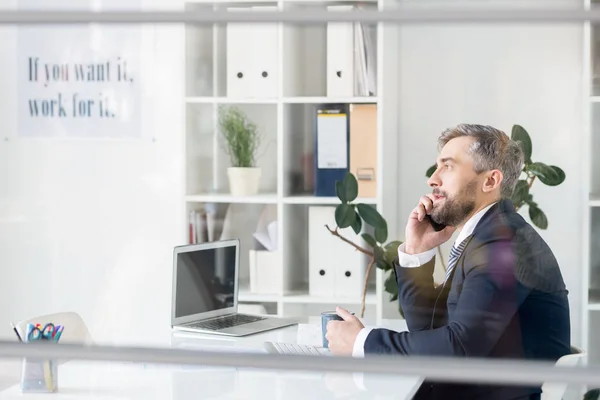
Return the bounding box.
[183,0,401,320]
[584,0,600,365]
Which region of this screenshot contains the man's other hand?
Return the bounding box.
[325,306,364,356]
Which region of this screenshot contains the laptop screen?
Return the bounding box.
[174,244,237,318]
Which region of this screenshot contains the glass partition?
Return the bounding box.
[0,1,599,399]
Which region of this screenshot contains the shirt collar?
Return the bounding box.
[454,201,497,247]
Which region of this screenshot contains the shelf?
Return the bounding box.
[238,287,377,305]
[185,97,378,104]
[186,0,276,3]
[283,196,377,205]
[238,286,281,303]
[186,193,279,203]
[185,194,378,204]
[282,97,378,104]
[186,97,278,104]
[183,0,386,321]
[281,290,377,305]
[591,193,600,206]
[185,0,375,3]
[590,96,600,103]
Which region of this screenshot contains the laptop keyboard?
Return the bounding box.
[265,342,322,356]
[188,314,266,331]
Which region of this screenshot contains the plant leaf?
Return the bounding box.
[583,388,600,400]
[525,193,538,208]
[374,246,383,260]
[335,180,347,203]
[219,106,260,168]
[511,124,532,163]
[356,204,387,230]
[541,165,566,186]
[375,225,388,244]
[529,206,548,229]
[376,260,392,271]
[528,162,561,185]
[384,240,403,251]
[350,211,362,234]
[384,272,398,298]
[384,245,398,265]
[373,246,390,270]
[426,164,436,178]
[361,233,377,248]
[343,173,359,203]
[511,180,529,207]
[334,204,355,229]
[526,198,538,208]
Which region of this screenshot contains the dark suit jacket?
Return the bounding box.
[363,199,571,400]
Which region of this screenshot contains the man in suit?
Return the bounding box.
[325,124,571,400]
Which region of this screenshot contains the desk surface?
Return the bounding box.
[0,318,423,399]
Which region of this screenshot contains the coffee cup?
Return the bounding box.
[321,310,354,349]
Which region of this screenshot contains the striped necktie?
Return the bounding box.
[444,236,471,284]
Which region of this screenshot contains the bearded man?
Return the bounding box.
[325,124,571,400]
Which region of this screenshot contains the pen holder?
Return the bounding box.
[20,357,58,393]
[19,322,64,393]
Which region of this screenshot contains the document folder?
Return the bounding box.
[349,103,378,197]
[314,105,349,197]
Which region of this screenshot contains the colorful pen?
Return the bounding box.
[9,323,22,342]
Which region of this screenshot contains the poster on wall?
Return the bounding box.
[17,0,142,138]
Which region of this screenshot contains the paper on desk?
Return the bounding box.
[296,324,323,347]
[253,205,278,251]
[253,221,278,251]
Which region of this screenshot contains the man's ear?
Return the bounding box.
[482,169,503,193]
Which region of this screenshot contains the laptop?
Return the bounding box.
[170,239,297,336]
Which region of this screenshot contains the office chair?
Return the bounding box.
[541,345,586,400]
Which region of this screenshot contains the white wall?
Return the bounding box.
[391,8,585,343]
[0,0,185,346]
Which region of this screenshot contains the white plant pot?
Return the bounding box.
[227,167,261,196]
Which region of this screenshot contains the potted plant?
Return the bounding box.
[219,106,262,196]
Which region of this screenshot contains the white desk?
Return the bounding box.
[0,318,423,399]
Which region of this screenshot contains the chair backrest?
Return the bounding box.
[541,346,587,400]
[15,311,93,345]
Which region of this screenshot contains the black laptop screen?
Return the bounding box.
[175,244,237,318]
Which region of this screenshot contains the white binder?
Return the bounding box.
[326,5,376,97]
[308,206,366,298]
[251,6,278,98]
[326,5,355,97]
[226,8,255,98]
[226,7,278,98]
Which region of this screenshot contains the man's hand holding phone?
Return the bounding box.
[404,194,456,255]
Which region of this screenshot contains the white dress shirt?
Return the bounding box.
[351,201,497,358]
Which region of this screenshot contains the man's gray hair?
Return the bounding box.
[438,124,524,199]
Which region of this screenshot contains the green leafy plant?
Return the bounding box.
[218,106,261,168]
[326,173,402,317]
[425,124,566,229]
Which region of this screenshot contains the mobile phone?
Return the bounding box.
[425,215,446,232]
